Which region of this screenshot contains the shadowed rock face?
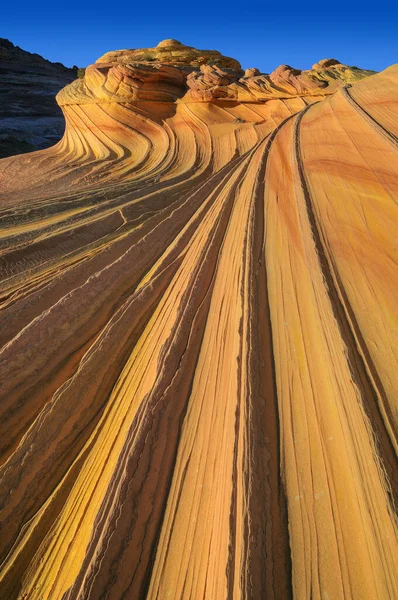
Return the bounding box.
[0,39,397,600]
[0,38,77,157]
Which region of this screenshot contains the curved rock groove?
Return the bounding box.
[0,41,397,600]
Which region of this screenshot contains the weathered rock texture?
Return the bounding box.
[0,38,77,157]
[0,40,397,600]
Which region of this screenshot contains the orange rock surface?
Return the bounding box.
[0,40,397,600]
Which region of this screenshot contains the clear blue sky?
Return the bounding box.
[2,0,397,73]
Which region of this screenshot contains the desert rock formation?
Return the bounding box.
[0,40,397,600]
[0,38,77,157]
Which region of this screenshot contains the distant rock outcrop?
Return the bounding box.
[0,38,77,157]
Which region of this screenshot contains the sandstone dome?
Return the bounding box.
[157,38,183,48]
[93,40,242,70]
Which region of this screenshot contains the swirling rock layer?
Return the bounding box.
[0,41,397,600]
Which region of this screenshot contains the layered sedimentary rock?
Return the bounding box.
[0,38,77,157]
[96,38,241,69]
[0,40,397,600]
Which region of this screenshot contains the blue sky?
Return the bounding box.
[2,0,397,73]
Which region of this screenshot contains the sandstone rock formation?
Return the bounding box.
[0,38,77,157]
[0,40,397,600]
[96,38,241,70]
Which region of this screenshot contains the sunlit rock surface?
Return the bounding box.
[0,40,397,600]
